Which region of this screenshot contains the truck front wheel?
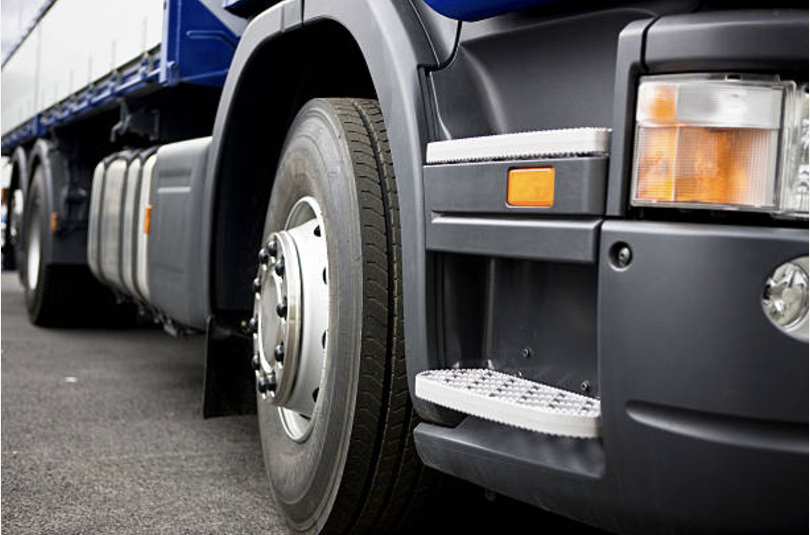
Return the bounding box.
[252,98,432,534]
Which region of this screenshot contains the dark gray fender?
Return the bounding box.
[26,139,87,266]
[203,0,445,419]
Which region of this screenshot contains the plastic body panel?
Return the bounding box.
[147,138,211,329]
[415,221,808,535]
[409,0,460,66]
[428,2,691,141]
[428,216,601,262]
[424,157,607,215]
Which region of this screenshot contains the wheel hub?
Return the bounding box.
[253,197,329,441]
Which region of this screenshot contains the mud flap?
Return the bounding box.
[202,315,256,418]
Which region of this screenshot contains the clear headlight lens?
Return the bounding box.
[762,257,809,341]
[631,75,809,218]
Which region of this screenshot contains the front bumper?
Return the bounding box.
[415,220,808,534]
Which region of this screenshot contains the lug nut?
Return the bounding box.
[274,343,285,363]
[252,277,262,293]
[258,248,270,265]
[247,316,258,334]
[274,258,285,277]
[258,373,277,394]
[251,354,261,371]
[276,298,287,318]
[267,240,278,257]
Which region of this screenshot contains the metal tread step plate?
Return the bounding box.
[415,369,601,438]
[425,127,611,165]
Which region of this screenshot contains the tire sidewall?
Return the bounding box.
[21,167,50,322]
[258,100,365,533]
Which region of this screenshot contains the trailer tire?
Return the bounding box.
[22,166,135,327]
[254,98,434,534]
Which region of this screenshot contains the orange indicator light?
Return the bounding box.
[144,205,152,235]
[507,167,555,207]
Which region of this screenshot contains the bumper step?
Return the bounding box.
[425,127,611,164]
[415,369,601,438]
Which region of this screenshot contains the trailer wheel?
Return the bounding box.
[22,166,134,327]
[253,98,433,533]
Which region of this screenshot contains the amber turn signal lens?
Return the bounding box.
[144,205,152,235]
[50,212,58,233]
[630,75,798,214]
[635,127,774,206]
[507,167,555,207]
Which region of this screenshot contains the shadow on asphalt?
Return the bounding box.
[1,272,608,534]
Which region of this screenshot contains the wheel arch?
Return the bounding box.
[203,0,442,418]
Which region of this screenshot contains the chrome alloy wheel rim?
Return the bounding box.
[253,197,329,442]
[26,210,41,291]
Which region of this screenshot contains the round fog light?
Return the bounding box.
[762,257,809,340]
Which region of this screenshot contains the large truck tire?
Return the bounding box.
[21,165,135,327]
[252,98,434,534]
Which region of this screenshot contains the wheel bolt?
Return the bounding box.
[247,316,258,334]
[258,373,277,394]
[252,277,262,294]
[274,258,285,277]
[276,298,287,318]
[251,354,261,371]
[258,248,270,265]
[274,343,285,363]
[267,240,278,257]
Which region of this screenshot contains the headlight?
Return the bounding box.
[630,74,808,218]
[762,257,809,341]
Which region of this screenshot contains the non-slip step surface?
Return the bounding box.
[425,127,611,165]
[415,369,601,438]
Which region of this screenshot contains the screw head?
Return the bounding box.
[247,316,258,334]
[252,277,262,294]
[616,246,632,267]
[274,258,285,277]
[521,347,532,359]
[251,354,261,371]
[274,343,284,363]
[276,298,287,318]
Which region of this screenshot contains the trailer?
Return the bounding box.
[1,0,808,533]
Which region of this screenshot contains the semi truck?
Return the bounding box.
[1,0,807,533]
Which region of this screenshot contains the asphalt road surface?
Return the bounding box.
[1,272,609,534]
